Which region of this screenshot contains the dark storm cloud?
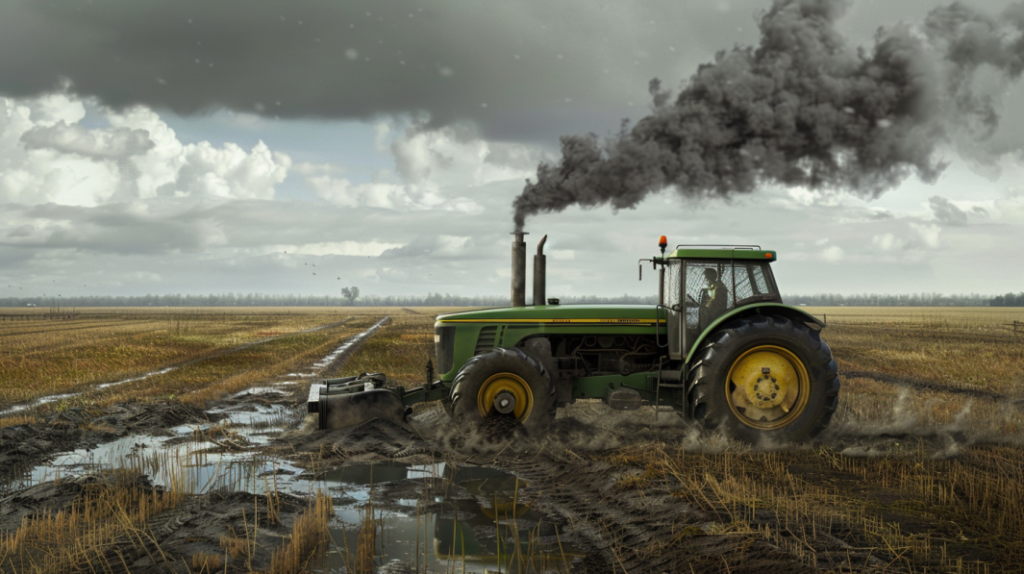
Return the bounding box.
[0,0,751,142]
[512,0,1024,230]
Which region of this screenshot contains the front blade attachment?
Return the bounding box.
[308,373,410,430]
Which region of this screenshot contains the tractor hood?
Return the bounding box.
[436,304,665,324]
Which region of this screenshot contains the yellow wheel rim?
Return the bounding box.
[477,372,534,420]
[479,501,533,520]
[725,345,810,430]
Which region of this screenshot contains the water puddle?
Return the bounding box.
[5,402,313,496]
[319,462,582,573]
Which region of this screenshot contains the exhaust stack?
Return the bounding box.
[533,235,547,306]
[511,232,527,307]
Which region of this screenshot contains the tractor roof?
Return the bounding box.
[665,246,776,261]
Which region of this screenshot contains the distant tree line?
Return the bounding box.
[0,292,1016,307]
[990,292,1024,307]
[784,293,993,307]
[0,292,661,308]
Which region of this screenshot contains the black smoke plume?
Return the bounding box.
[513,0,1024,231]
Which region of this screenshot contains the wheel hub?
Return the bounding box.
[478,373,534,420]
[493,390,517,414]
[725,345,810,429]
[746,368,783,409]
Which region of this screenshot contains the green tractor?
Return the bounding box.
[310,235,839,443]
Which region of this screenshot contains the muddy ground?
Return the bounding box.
[2,368,1021,573]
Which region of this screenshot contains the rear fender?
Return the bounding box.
[684,303,825,364]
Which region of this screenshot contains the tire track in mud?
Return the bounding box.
[309,316,389,374]
[501,450,815,574]
[476,409,897,574]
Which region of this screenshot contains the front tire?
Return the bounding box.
[687,315,839,443]
[450,348,556,435]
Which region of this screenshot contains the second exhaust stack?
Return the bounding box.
[534,235,546,306]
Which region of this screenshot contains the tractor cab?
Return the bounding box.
[657,246,782,360]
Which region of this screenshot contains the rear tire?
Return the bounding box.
[687,315,839,443]
[450,347,556,435]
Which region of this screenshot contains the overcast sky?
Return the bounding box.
[1,0,1023,301]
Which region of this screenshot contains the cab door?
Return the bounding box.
[664,260,684,360]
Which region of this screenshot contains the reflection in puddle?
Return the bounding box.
[320,463,580,573]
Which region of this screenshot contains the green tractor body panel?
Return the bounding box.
[435,304,666,382]
[437,303,663,323]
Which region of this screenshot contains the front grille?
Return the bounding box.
[435,325,456,375]
[475,326,498,355]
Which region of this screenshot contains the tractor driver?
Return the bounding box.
[699,268,729,329]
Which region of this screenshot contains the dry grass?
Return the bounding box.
[0,469,189,573]
[803,306,1024,395]
[0,307,372,406]
[328,308,461,388]
[0,414,37,429]
[265,491,334,574]
[190,550,223,573]
[609,442,1024,572]
[0,308,422,424]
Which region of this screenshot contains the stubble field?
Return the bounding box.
[0,306,1022,573]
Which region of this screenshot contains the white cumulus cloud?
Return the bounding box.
[0,92,292,207]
